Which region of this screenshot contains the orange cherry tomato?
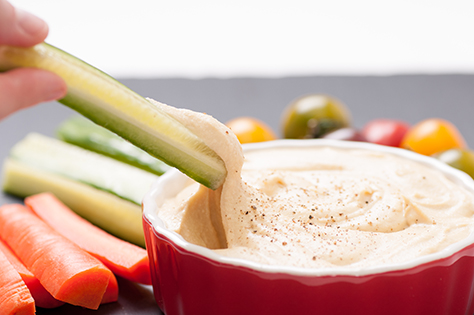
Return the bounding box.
[226,117,277,144]
[401,118,467,156]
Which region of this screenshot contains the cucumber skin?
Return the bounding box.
[0,43,226,190]
[10,133,159,205]
[2,159,145,247]
[57,116,171,176]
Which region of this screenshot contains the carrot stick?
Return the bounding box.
[0,239,64,309]
[102,272,118,304]
[0,204,112,310]
[25,193,151,284]
[0,212,116,307]
[0,249,35,315]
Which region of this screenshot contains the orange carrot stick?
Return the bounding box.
[0,249,35,315]
[25,193,151,285]
[0,239,64,309]
[0,215,117,307]
[102,272,119,304]
[0,204,112,310]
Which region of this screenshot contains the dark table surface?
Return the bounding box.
[1,74,474,313]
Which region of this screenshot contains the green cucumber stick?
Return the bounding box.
[57,116,171,176]
[0,43,226,190]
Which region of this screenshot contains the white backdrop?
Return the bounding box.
[9,0,474,78]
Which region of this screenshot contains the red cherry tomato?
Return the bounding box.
[401,118,467,156]
[361,119,410,147]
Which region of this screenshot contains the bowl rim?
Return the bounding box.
[142,139,474,277]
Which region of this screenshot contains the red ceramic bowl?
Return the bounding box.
[142,139,474,315]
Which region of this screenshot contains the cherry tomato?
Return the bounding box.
[281,94,351,139]
[433,149,474,179]
[226,117,277,144]
[361,119,410,147]
[323,128,367,142]
[401,118,467,156]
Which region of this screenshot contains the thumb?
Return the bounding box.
[0,0,49,47]
[0,68,67,120]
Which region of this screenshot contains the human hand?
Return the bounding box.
[0,0,67,120]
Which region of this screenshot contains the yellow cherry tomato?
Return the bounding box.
[401,118,467,156]
[226,117,277,144]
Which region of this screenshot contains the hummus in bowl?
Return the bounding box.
[153,141,474,273]
[142,105,474,315]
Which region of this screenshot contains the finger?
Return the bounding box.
[0,68,67,120]
[0,0,49,47]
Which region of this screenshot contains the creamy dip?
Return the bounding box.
[152,100,474,269]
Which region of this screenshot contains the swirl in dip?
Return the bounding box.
[153,101,474,269]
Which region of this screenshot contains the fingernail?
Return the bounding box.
[17,8,47,36]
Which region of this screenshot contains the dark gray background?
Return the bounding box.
[1,74,474,313]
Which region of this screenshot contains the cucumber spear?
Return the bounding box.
[0,43,226,190]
